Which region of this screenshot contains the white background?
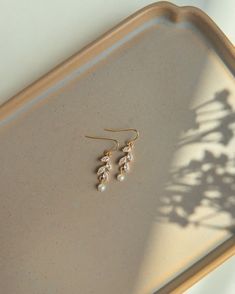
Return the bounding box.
[0,0,234,293]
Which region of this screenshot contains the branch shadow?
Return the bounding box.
[157,89,235,233]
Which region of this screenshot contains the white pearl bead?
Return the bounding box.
[117,174,125,182]
[97,183,106,192]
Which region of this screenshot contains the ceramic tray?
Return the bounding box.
[0,2,234,294]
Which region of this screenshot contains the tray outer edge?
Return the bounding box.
[0,2,234,293]
[156,236,235,293]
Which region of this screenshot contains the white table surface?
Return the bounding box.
[0,1,234,293]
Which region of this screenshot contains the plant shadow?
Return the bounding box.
[157,89,235,233]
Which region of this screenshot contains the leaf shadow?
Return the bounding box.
[157,89,235,233]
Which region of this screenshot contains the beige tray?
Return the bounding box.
[0,2,234,294]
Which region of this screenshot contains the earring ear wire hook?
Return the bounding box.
[85,135,119,152]
[103,128,139,143]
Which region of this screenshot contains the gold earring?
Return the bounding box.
[85,135,119,192]
[104,128,139,182]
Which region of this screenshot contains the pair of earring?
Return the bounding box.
[85,128,139,192]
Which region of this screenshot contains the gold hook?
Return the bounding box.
[85,135,119,152]
[104,128,139,143]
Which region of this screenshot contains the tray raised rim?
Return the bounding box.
[0,2,234,120]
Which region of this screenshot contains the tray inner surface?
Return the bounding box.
[0,12,234,294]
